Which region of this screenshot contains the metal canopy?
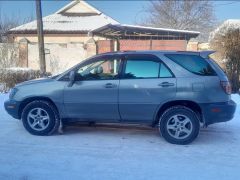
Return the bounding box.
[91,24,200,40]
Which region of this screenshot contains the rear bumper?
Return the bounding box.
[200,100,236,126]
[4,100,21,119]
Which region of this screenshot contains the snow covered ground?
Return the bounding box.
[0,93,239,180]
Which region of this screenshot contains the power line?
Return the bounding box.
[215,1,240,7]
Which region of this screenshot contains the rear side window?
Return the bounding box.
[166,54,216,76]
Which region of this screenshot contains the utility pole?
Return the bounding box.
[36,0,46,76]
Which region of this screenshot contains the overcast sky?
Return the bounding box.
[1,1,240,25]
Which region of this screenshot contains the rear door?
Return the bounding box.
[165,53,230,102]
[119,54,176,123]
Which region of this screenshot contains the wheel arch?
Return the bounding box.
[18,96,60,119]
[153,100,203,127]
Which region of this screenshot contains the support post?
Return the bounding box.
[36,0,46,76]
[113,39,119,73]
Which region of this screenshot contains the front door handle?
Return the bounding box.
[104,83,117,88]
[158,82,175,87]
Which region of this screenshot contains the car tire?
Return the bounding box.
[22,100,60,136]
[159,106,200,145]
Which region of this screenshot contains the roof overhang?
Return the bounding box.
[91,24,200,40]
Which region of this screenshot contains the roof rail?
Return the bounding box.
[99,51,136,55]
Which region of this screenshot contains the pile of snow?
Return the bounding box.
[4,67,35,72]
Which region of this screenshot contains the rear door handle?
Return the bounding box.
[104,83,117,88]
[158,82,175,87]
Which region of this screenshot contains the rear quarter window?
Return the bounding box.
[165,54,217,76]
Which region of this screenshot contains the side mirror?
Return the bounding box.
[68,70,76,87]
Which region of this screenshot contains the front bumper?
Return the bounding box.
[4,100,21,119]
[200,100,236,126]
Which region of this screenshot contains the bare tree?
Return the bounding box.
[141,0,216,41]
[0,3,33,69]
[0,3,33,42]
[210,20,240,93]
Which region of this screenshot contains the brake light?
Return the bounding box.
[220,81,232,94]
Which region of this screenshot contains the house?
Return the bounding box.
[7,0,199,74]
[8,0,119,43]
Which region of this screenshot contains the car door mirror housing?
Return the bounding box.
[68,70,76,87]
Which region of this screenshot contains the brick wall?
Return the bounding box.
[120,40,151,51]
[97,40,187,53]
[151,40,186,50]
[0,38,191,75]
[97,40,114,54]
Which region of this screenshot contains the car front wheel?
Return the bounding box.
[22,100,60,136]
[159,106,200,145]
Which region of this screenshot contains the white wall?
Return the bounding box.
[0,43,19,68]
[28,42,93,75]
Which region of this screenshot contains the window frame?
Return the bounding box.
[58,54,175,81]
[59,54,123,81]
[121,54,175,80]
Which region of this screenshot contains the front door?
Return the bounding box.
[119,54,176,123]
[64,56,121,121]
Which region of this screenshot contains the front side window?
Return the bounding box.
[124,60,160,79]
[166,54,216,76]
[75,58,120,81]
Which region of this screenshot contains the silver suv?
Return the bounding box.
[4,51,236,144]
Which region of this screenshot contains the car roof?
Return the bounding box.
[97,50,215,58]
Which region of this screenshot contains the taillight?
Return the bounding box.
[220,81,232,94]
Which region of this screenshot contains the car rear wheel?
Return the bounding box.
[22,100,60,136]
[159,106,200,145]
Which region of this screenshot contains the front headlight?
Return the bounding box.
[9,88,18,99]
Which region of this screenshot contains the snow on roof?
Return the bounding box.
[9,0,119,33]
[92,24,200,40]
[10,13,118,33]
[119,24,200,34]
[209,19,240,42]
